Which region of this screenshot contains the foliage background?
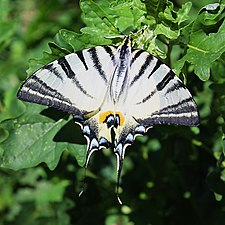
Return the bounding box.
[0,0,225,224]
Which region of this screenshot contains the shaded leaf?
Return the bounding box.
[0,103,86,170]
[141,0,168,20]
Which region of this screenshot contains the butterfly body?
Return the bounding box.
[17,35,199,194]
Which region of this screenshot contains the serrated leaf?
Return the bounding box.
[197,3,225,28]
[0,103,86,170]
[131,0,149,25]
[155,1,192,40]
[80,0,147,35]
[110,3,135,32]
[160,2,175,22]
[176,2,192,25]
[80,0,118,35]
[141,0,168,19]
[154,23,179,39]
[59,29,112,50]
[112,0,148,32]
[174,6,225,81]
[199,3,221,20]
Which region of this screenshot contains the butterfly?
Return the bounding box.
[17,35,199,202]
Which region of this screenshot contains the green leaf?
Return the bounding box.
[174,3,225,81]
[17,179,70,204]
[0,86,25,122]
[176,2,192,25]
[134,29,167,58]
[141,0,168,19]
[80,0,148,36]
[154,23,179,39]
[207,169,225,197]
[0,103,86,170]
[0,0,18,52]
[105,214,132,225]
[80,0,119,35]
[59,29,112,50]
[155,2,192,39]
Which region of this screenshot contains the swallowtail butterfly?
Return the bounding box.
[17,36,199,202]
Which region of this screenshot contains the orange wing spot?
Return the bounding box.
[116,111,125,126]
[99,110,114,123]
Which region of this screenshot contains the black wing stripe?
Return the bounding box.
[19,89,79,115]
[58,57,76,79]
[130,49,145,65]
[103,46,116,64]
[43,63,64,81]
[165,80,186,94]
[17,75,90,115]
[76,51,88,70]
[17,76,82,115]
[136,90,156,104]
[130,54,153,87]
[22,75,69,102]
[70,78,94,99]
[147,59,162,78]
[151,97,196,115]
[88,47,108,83]
[136,96,199,126]
[156,70,175,91]
[57,57,93,98]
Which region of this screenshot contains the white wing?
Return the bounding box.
[112,48,199,150]
[17,45,117,116]
[126,49,199,127]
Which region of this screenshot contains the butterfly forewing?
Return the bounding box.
[17,45,117,115]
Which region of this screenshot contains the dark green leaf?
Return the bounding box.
[0,103,86,170]
[141,0,168,20]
